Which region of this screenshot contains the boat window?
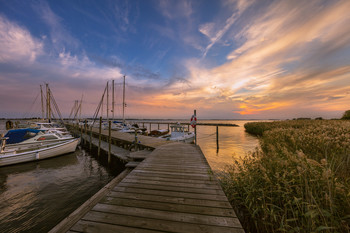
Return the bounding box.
[37,135,58,141]
[23,131,38,139]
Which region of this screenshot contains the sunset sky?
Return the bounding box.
[1,0,350,119]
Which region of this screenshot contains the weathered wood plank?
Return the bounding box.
[121,178,222,189]
[71,220,160,233]
[125,174,219,185]
[82,211,245,233]
[107,191,232,208]
[117,181,226,195]
[92,203,241,227]
[112,186,228,201]
[100,196,236,217]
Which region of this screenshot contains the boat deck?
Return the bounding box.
[51,142,244,232]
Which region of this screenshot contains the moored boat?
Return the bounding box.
[0,138,79,167]
[4,128,76,151]
[160,123,195,143]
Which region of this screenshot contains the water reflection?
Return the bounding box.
[196,120,259,172]
[0,147,115,233]
[137,120,260,172]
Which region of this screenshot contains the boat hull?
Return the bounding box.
[0,138,79,167]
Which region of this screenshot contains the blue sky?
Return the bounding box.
[1,0,350,119]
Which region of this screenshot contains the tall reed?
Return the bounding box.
[219,120,350,232]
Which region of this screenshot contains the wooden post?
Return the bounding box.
[80,125,83,145]
[194,110,197,145]
[188,124,190,131]
[158,123,160,130]
[216,126,219,151]
[108,121,111,164]
[89,125,92,151]
[98,117,102,157]
[142,122,144,128]
[149,123,151,133]
[134,129,138,151]
[167,123,169,131]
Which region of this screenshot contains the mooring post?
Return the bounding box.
[167,123,169,131]
[80,125,83,145]
[134,129,138,151]
[143,122,144,128]
[149,123,151,133]
[188,124,190,131]
[89,125,92,151]
[108,121,111,164]
[194,109,197,145]
[158,123,160,130]
[216,125,219,151]
[98,117,102,157]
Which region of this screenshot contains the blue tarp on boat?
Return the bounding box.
[4,128,41,144]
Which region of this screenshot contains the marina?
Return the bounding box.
[0,119,258,232]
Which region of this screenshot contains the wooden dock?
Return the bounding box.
[50,142,244,232]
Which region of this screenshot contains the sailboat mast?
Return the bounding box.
[40,85,44,120]
[112,79,115,121]
[122,75,126,123]
[45,83,51,122]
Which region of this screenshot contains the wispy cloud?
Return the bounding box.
[157,0,193,20]
[176,0,350,118]
[199,0,254,57]
[0,15,43,63]
[33,1,79,51]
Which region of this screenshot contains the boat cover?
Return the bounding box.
[4,128,41,144]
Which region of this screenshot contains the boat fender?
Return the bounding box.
[190,115,197,128]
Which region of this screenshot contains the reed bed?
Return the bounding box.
[219,120,350,232]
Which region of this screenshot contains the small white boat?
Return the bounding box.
[0,138,79,167]
[4,128,76,151]
[160,124,195,143]
[29,122,71,136]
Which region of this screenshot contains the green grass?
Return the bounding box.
[219,120,350,232]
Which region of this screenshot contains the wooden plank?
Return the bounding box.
[107,191,232,208]
[117,181,226,195]
[125,161,140,168]
[100,196,236,217]
[82,211,245,233]
[121,178,222,189]
[129,170,215,180]
[112,186,228,201]
[92,203,241,227]
[125,174,219,185]
[71,220,160,233]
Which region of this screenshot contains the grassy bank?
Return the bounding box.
[219,120,350,232]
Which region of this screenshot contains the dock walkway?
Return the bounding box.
[52,142,244,232]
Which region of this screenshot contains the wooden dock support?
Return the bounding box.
[98,117,102,157]
[216,125,219,151]
[89,125,92,151]
[194,109,197,145]
[80,125,83,145]
[108,121,111,164]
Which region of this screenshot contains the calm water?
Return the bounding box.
[0,121,119,233]
[0,119,260,232]
[138,119,260,171]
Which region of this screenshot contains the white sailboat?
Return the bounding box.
[0,137,79,167]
